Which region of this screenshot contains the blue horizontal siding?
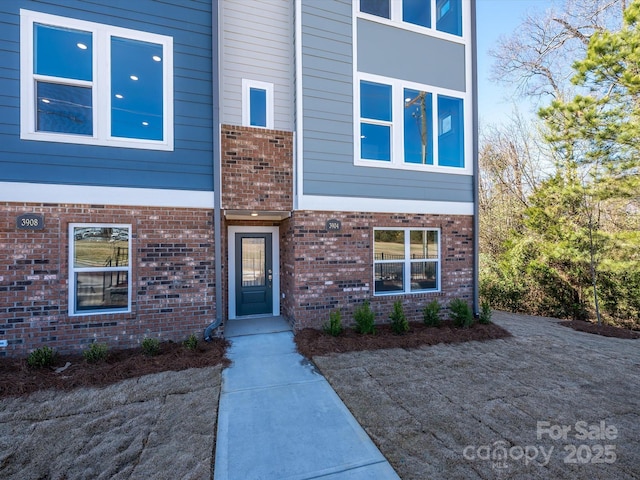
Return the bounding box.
[0,0,215,192]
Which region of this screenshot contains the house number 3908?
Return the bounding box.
[16,214,44,230]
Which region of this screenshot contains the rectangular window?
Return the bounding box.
[360,0,462,37]
[70,224,132,315]
[358,76,465,170]
[374,228,440,295]
[242,79,274,129]
[360,80,392,161]
[360,0,390,19]
[21,9,173,150]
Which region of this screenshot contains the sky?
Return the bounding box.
[476,0,558,124]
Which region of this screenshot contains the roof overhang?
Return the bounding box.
[223,209,292,221]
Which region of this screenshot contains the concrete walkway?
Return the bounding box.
[214,316,400,480]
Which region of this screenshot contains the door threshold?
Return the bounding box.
[224,315,292,338]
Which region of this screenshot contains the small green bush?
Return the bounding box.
[354,300,376,334]
[183,334,199,351]
[27,346,57,368]
[423,300,441,327]
[390,300,409,335]
[141,337,160,356]
[323,309,343,336]
[83,342,109,363]
[479,300,492,324]
[449,299,474,328]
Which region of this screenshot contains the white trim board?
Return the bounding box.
[0,182,214,209]
[298,195,474,215]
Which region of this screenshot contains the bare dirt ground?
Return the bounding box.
[1,313,637,479]
[312,312,640,480]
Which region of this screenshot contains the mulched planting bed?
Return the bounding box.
[0,338,229,399]
[561,320,640,339]
[295,321,512,358]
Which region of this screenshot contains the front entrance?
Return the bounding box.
[235,233,273,316]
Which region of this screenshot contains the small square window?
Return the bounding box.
[436,0,462,36]
[70,225,132,315]
[403,0,431,28]
[242,79,274,129]
[360,0,390,19]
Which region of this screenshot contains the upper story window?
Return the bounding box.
[357,76,467,172]
[69,224,132,315]
[242,79,274,129]
[360,0,462,37]
[20,9,174,150]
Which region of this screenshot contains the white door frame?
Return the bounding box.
[228,225,280,319]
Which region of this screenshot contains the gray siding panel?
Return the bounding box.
[301,0,472,204]
[357,19,466,92]
[221,0,293,130]
[0,0,214,191]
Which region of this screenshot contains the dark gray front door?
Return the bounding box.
[235,233,273,316]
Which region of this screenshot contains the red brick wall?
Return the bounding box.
[0,203,216,357]
[220,125,293,212]
[280,211,474,330]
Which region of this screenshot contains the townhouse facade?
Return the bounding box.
[0,0,478,357]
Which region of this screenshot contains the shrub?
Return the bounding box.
[323,309,343,336]
[27,346,57,368]
[353,300,376,334]
[83,342,109,363]
[423,300,441,327]
[449,298,474,328]
[479,300,492,324]
[183,334,199,351]
[141,337,160,356]
[390,301,409,335]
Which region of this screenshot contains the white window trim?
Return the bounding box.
[241,79,274,129]
[358,0,468,44]
[355,72,472,175]
[373,227,441,296]
[20,9,174,151]
[69,223,132,316]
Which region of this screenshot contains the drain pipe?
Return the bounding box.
[471,0,480,317]
[205,0,223,341]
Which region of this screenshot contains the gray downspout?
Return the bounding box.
[205,0,223,341]
[471,0,480,316]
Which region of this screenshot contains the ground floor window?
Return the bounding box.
[374,228,440,294]
[69,224,131,314]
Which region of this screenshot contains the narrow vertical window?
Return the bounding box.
[242,79,274,129]
[404,88,433,165]
[437,95,464,168]
[111,37,164,141]
[360,80,392,161]
[436,0,462,36]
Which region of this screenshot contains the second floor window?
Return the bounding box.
[358,77,466,171]
[20,9,174,150]
[242,79,274,129]
[360,0,463,37]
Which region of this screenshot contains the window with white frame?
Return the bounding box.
[69,224,132,315]
[358,77,466,170]
[20,9,173,150]
[242,79,274,129]
[374,228,440,295]
[360,0,462,37]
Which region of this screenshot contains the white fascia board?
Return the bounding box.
[298,195,474,215]
[0,182,214,209]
